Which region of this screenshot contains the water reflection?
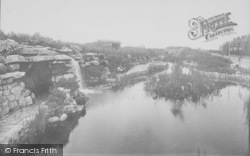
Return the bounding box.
[18,69,250,155]
[170,102,184,121]
[64,83,249,155]
[243,93,250,156]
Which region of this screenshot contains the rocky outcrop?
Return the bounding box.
[0,38,89,144]
[0,105,38,144]
[58,46,84,64]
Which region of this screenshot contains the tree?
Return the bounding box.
[222,42,230,56]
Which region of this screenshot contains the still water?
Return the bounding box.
[64,83,250,156]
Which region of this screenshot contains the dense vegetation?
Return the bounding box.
[144,65,232,103]
[91,47,163,73]
[220,35,250,57]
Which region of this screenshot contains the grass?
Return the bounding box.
[164,49,235,74]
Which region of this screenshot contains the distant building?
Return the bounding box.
[85,40,121,51]
[97,40,121,49]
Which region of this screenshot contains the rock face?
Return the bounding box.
[0,38,90,144]
[0,39,86,117]
[0,79,34,117]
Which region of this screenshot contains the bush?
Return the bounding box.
[0,39,23,56]
[82,65,107,86]
[147,63,168,75]
[54,77,79,94]
[73,91,89,105]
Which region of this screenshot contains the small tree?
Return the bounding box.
[222,42,230,56]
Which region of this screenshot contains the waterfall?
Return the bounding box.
[71,58,102,95]
[71,59,85,90]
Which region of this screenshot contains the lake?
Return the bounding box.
[63,82,250,156]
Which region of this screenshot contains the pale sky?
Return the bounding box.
[1,0,250,49]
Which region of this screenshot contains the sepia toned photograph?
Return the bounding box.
[0,0,249,155]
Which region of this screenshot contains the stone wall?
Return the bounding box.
[0,72,35,117]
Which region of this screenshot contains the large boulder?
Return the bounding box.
[0,71,25,80]
[60,113,68,121]
[21,46,40,56]
[48,116,60,123]
[6,55,26,64]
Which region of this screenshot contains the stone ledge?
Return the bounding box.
[0,72,25,80]
[54,54,72,61]
[32,55,54,62]
[6,55,26,64]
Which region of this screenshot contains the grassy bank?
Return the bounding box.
[113,63,168,90]
[164,49,235,74]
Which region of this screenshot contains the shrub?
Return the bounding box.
[0,39,23,56]
[82,65,106,86]
[54,77,79,94]
[73,91,89,105]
